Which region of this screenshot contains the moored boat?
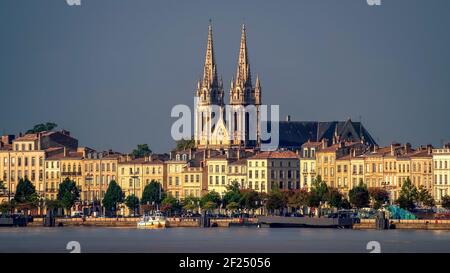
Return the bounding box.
[137,211,167,229]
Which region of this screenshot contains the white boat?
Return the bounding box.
[137,211,167,229]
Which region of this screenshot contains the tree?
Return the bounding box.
[0,202,14,214]
[161,194,180,215]
[200,191,221,211]
[287,189,309,212]
[175,138,195,151]
[102,180,124,216]
[417,186,435,208]
[14,178,38,204]
[341,198,352,209]
[239,189,261,214]
[45,199,62,214]
[308,176,329,214]
[441,196,450,210]
[222,181,241,209]
[141,180,163,205]
[26,122,57,134]
[131,144,152,158]
[265,188,286,214]
[349,180,370,208]
[124,195,140,215]
[182,196,200,212]
[57,178,80,214]
[395,178,418,211]
[326,188,344,209]
[369,188,390,209]
[0,180,6,191]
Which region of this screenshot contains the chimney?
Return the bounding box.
[207,149,211,158]
[353,149,356,157]
[37,133,41,151]
[203,150,206,161]
[286,115,291,122]
[189,148,192,160]
[404,143,412,153]
[237,149,241,160]
[427,145,433,155]
[63,147,68,157]
[373,145,378,153]
[322,138,327,149]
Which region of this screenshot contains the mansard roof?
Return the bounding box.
[264,120,377,150]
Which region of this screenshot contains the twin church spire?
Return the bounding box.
[196,22,260,106]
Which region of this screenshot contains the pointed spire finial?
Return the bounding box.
[202,21,218,88]
[235,23,251,88]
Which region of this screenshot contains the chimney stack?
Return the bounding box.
[286,115,291,122]
[322,138,327,149]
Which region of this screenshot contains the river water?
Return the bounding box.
[0,227,449,253]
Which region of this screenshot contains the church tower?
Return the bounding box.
[194,22,226,148]
[229,24,261,148]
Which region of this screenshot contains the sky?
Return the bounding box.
[0,0,449,153]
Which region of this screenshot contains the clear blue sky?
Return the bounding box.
[1,0,449,153]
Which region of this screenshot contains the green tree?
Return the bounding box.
[141,180,163,205]
[26,122,58,134]
[441,195,450,210]
[349,180,370,208]
[124,194,140,215]
[45,199,62,214]
[326,188,344,209]
[102,180,124,216]
[57,178,80,214]
[308,176,329,215]
[14,178,38,204]
[175,138,195,151]
[0,180,6,191]
[131,144,152,158]
[200,191,221,211]
[161,194,180,215]
[369,188,390,209]
[0,202,14,214]
[265,188,286,214]
[225,201,240,211]
[239,189,261,214]
[417,186,435,208]
[182,196,200,212]
[395,178,418,211]
[341,198,352,209]
[287,189,309,212]
[222,181,242,209]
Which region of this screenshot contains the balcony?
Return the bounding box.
[61,171,82,176]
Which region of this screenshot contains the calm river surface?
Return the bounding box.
[0,227,449,253]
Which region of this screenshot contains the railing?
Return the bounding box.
[61,172,82,176]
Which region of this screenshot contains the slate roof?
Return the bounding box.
[263,119,377,150]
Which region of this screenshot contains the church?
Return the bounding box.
[193,23,376,151]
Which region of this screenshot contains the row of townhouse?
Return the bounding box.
[1,131,449,207]
[300,139,450,203]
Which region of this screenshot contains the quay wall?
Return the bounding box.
[353,219,450,230]
[27,217,255,228]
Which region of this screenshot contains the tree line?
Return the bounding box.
[1,175,449,217]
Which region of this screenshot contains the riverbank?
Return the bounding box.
[26,217,258,228]
[353,219,450,230]
[22,217,450,230]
